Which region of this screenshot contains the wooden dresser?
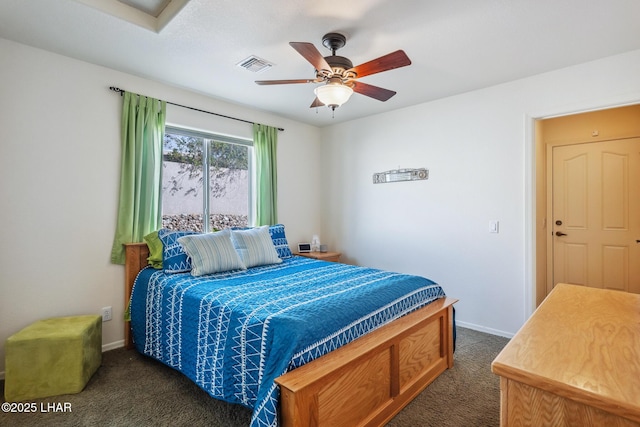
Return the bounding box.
[492,283,640,426]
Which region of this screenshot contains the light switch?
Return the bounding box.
[490,221,499,233]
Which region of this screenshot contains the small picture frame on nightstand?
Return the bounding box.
[298,243,311,253]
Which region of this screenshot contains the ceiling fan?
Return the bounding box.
[255,32,411,111]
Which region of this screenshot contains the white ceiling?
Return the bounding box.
[2,0,640,127]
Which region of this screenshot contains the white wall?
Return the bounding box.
[0,38,322,374]
[320,49,640,337]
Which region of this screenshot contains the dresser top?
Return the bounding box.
[492,283,640,422]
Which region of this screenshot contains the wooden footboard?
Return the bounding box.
[123,242,457,425]
[276,296,456,427]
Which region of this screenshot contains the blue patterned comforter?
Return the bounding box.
[130,256,446,427]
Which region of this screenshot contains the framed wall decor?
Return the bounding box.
[373,168,428,184]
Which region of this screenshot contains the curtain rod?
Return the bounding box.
[109,86,284,132]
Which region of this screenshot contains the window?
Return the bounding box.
[162,127,252,232]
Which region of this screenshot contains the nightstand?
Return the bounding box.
[295,251,342,263]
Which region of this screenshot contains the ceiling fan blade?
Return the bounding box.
[352,81,397,102]
[310,97,325,108]
[290,42,332,71]
[349,50,411,78]
[255,79,318,85]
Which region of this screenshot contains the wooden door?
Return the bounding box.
[551,138,640,293]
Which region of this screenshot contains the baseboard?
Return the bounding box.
[102,340,125,352]
[455,320,514,339]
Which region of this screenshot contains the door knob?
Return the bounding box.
[555,231,567,236]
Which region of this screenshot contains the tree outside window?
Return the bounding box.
[162,129,251,232]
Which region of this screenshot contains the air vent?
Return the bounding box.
[237,56,273,73]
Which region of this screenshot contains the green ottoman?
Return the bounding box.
[4,315,102,402]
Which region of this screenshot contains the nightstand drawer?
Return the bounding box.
[295,251,341,262]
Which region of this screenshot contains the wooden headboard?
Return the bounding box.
[124,242,149,349]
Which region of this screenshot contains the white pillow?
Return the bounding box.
[177,229,246,276]
[231,226,283,268]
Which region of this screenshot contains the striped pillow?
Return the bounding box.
[231,226,283,268]
[177,229,246,276]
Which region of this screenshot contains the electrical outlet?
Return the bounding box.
[101,306,112,322]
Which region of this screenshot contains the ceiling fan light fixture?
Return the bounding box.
[314,83,353,109]
[256,33,411,113]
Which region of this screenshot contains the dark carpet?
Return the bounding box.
[1,327,509,426]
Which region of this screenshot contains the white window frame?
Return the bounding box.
[164,126,254,232]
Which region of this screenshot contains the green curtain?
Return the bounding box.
[110,92,166,264]
[253,124,278,225]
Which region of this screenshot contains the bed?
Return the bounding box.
[124,226,456,427]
